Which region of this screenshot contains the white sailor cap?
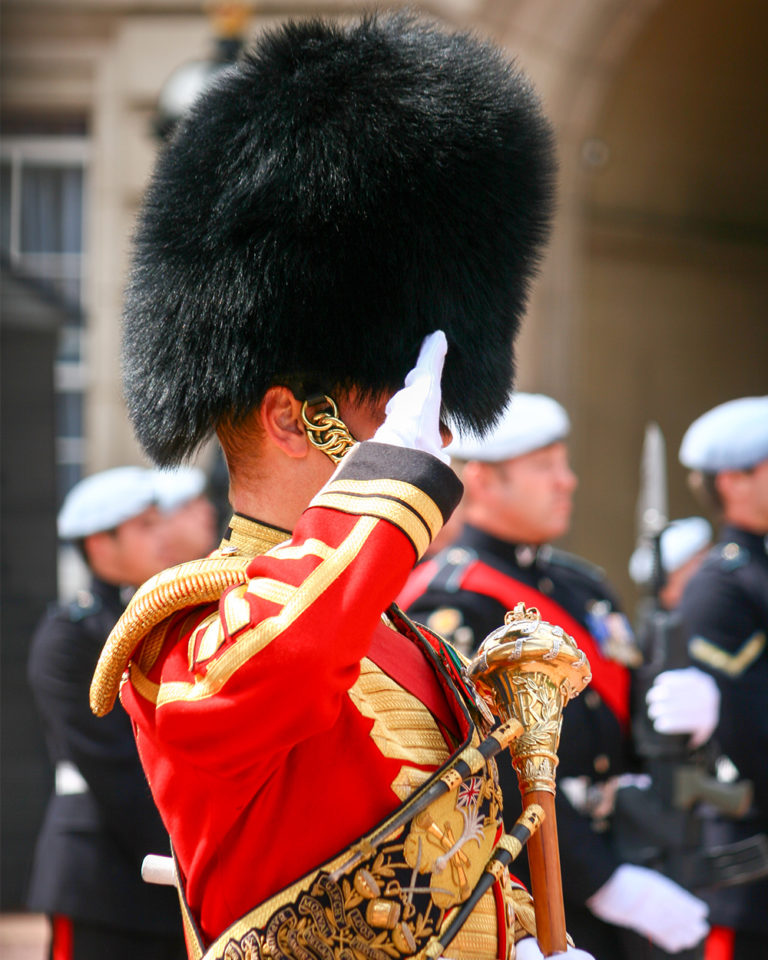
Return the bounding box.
[57,467,156,539]
[679,396,768,472]
[448,393,570,462]
[152,467,207,512]
[629,516,712,585]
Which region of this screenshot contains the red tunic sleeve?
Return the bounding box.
[131,443,460,776]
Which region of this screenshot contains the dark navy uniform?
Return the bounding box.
[27,576,185,960]
[403,524,637,956]
[680,525,768,955]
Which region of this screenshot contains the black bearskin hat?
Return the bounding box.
[124,12,556,465]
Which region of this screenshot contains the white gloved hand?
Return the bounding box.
[646,667,721,748]
[515,938,595,960]
[587,863,709,953]
[373,330,449,464]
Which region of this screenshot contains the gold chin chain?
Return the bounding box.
[300,395,357,464]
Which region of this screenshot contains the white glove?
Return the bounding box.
[587,863,709,953]
[373,330,449,464]
[646,667,721,748]
[515,939,595,960]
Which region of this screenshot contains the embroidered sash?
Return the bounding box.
[174,611,509,960]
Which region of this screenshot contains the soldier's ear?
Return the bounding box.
[260,387,310,459]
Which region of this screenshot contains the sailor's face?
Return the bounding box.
[486,441,577,544]
[94,505,170,587]
[741,458,768,532]
[163,495,219,566]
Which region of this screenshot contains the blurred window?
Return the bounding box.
[1,137,89,504]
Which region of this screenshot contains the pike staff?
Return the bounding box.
[469,602,592,956]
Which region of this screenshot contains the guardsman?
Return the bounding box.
[647,396,768,960]
[27,467,187,960]
[401,393,709,957]
[86,12,601,959]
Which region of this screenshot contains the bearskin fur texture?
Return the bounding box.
[124,12,556,465]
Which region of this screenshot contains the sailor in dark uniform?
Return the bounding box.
[401,392,708,958]
[647,396,768,960]
[27,467,187,960]
[629,516,712,612]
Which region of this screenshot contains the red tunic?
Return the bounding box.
[116,443,479,944]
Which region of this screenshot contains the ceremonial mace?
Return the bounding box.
[468,602,591,956]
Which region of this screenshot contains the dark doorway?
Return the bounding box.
[1,266,60,909]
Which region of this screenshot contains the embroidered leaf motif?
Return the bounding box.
[413,912,434,939]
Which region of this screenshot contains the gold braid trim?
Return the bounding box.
[507,885,537,943]
[456,745,486,775]
[689,631,766,678]
[89,556,251,716]
[223,515,290,555]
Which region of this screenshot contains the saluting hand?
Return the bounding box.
[373,330,449,464]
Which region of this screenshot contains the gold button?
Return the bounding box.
[585,690,601,710]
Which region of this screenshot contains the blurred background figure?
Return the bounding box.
[629,516,712,610]
[646,397,768,960]
[400,393,708,958]
[26,467,186,960]
[152,466,219,565]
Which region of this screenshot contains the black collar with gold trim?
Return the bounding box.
[219,513,291,558]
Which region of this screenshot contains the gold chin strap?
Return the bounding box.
[300,395,357,464]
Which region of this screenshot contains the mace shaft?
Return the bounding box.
[524,790,566,955]
[468,603,592,957]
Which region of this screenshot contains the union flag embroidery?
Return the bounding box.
[457,776,482,809]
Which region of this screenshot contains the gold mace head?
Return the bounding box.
[467,602,592,795]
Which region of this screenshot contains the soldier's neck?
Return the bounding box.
[229,451,334,534]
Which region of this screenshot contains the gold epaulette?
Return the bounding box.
[90,555,251,717]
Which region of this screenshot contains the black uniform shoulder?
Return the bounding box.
[544,546,607,585]
[704,540,751,573]
[682,542,756,610]
[420,544,480,594]
[29,584,123,695]
[681,536,768,672]
[35,589,106,634]
[65,589,104,623]
[542,547,620,609]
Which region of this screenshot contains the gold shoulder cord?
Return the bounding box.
[300,395,356,463]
